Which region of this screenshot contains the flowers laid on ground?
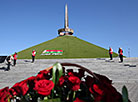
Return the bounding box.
[0,63,130,102]
[34,79,54,96]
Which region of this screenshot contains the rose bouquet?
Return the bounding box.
[0,63,130,102]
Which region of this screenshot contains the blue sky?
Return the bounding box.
[0,0,138,57]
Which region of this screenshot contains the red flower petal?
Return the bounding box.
[74,97,85,102]
[34,79,54,96]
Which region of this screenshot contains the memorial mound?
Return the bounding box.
[18,36,118,59]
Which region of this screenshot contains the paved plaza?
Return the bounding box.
[0,58,138,102]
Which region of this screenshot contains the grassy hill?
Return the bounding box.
[18,36,118,59]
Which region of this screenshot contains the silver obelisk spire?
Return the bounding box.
[58,4,74,36]
[65,4,69,29]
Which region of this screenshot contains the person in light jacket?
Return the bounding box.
[5,55,13,71]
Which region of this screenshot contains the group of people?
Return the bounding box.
[5,50,36,71]
[4,48,123,71]
[5,52,17,71]
[109,47,123,62]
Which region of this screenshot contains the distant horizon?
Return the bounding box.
[0,0,138,57]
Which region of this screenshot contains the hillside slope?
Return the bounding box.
[18,36,118,59]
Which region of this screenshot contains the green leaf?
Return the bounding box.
[52,63,57,98]
[51,63,63,98]
[52,63,63,85]
[52,63,57,85]
[56,63,63,84]
[122,85,129,102]
[8,98,10,102]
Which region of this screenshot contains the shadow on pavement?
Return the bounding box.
[96,58,106,60]
[24,60,31,63]
[0,67,7,71]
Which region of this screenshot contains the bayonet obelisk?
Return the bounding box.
[65,4,68,29]
[58,4,74,36]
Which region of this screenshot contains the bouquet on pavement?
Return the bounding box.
[0,63,130,102]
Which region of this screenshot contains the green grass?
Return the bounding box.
[17,36,118,59]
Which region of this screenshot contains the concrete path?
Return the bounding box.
[0,58,138,102]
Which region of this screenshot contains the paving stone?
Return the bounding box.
[0,57,138,101]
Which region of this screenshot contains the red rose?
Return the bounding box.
[25,76,36,89]
[26,76,36,81]
[68,76,81,91]
[37,70,51,80]
[89,84,103,101]
[34,79,54,96]
[11,79,29,96]
[74,97,85,102]
[58,76,65,86]
[0,87,10,102]
[36,73,44,79]
[68,72,74,76]
[93,84,103,95]
[90,73,123,102]
[100,83,123,102]
[9,88,17,96]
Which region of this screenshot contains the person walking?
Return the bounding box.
[118,48,123,62]
[13,52,17,66]
[5,55,13,71]
[109,47,113,60]
[32,50,36,63]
